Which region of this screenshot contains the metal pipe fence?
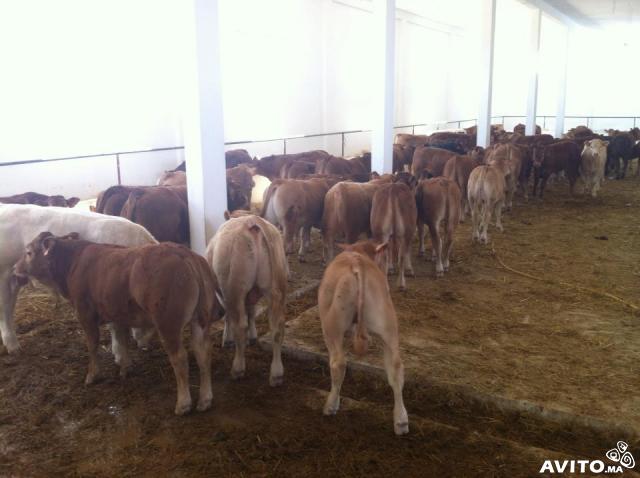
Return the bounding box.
[1,115,637,186]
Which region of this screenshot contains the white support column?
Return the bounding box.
[477,0,496,148]
[183,0,227,254]
[554,26,569,138]
[525,8,542,135]
[371,0,395,174]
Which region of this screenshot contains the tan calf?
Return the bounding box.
[14,235,219,415]
[321,177,392,262]
[370,183,417,290]
[415,178,461,277]
[206,215,288,386]
[318,240,408,435]
[467,165,506,244]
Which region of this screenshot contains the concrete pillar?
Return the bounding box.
[371,0,395,174]
[554,26,569,138]
[477,0,497,148]
[183,0,227,254]
[526,8,542,135]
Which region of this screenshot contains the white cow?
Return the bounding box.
[581,139,609,198]
[467,165,506,244]
[0,204,157,353]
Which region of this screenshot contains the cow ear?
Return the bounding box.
[42,237,57,256]
[336,243,349,251]
[66,197,80,208]
[224,211,231,220]
[375,242,389,253]
[61,232,79,240]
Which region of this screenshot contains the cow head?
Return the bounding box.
[393,171,418,190]
[47,195,70,207]
[65,197,81,208]
[13,232,80,286]
[337,240,389,272]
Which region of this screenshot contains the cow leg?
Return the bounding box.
[131,326,156,349]
[190,319,213,412]
[156,321,192,415]
[322,321,346,416]
[267,294,286,387]
[298,226,311,262]
[427,221,443,277]
[480,201,490,244]
[417,220,426,257]
[323,231,334,264]
[396,241,407,290]
[283,222,296,255]
[539,174,549,199]
[470,200,480,242]
[230,301,248,380]
[532,172,540,198]
[0,273,21,354]
[443,222,455,272]
[494,199,504,233]
[247,303,258,345]
[221,315,234,347]
[621,158,629,179]
[382,339,409,435]
[404,240,415,278]
[78,310,101,385]
[110,322,132,378]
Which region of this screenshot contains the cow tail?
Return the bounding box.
[352,262,368,356]
[123,190,144,220]
[247,219,286,308]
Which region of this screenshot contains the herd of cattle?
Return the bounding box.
[0,122,638,435]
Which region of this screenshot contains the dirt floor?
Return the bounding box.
[1,176,640,477]
[281,178,640,434]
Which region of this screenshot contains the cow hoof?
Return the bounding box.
[119,367,130,379]
[394,422,410,436]
[230,369,245,380]
[4,341,20,355]
[84,374,98,386]
[323,401,339,416]
[407,270,415,278]
[248,338,257,346]
[436,271,444,278]
[397,285,407,292]
[196,398,212,412]
[418,251,425,257]
[297,256,306,263]
[223,340,235,348]
[174,401,193,416]
[269,375,284,387]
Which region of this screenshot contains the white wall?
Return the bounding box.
[1,0,638,198]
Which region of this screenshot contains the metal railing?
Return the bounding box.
[1,115,637,186]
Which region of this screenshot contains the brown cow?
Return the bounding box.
[411,146,457,178]
[261,177,337,261]
[394,133,427,147]
[206,215,288,386]
[13,234,219,415]
[467,165,506,243]
[0,192,80,208]
[121,186,189,244]
[227,164,255,211]
[95,185,148,216]
[318,240,408,435]
[393,144,414,173]
[315,154,370,176]
[415,178,461,276]
[564,125,593,140]
[427,131,476,153]
[443,153,482,219]
[321,177,393,262]
[513,123,542,135]
[252,151,330,180]
[370,182,417,290]
[532,140,581,198]
[279,159,316,179]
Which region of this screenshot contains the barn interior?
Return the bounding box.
[1,0,640,476]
